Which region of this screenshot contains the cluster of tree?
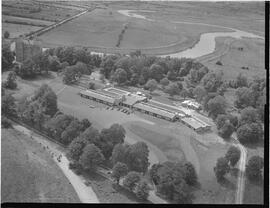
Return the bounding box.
[215,114,238,139]
[17,84,58,129]
[111,142,150,174]
[16,46,101,79]
[67,123,126,165]
[62,62,91,84]
[149,161,198,203]
[111,161,151,201]
[228,73,248,89]
[116,24,128,47]
[236,107,263,144]
[214,146,240,181]
[3,71,17,89]
[4,31,10,39]
[234,76,265,121]
[99,54,208,88]
[246,155,264,182]
[2,44,15,71]
[2,88,17,118]
[16,52,50,78]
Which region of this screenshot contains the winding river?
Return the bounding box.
[118,10,264,59]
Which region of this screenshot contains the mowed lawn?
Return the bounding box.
[190,138,236,204]
[1,128,80,203]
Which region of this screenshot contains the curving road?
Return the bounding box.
[232,133,247,204]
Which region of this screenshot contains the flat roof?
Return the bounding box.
[134,103,177,119]
[181,117,203,130]
[80,90,116,104]
[148,100,186,117]
[122,94,147,106]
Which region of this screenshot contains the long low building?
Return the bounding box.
[133,103,177,121]
[180,117,211,132]
[79,88,211,132]
[79,89,123,106]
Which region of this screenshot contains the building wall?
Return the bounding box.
[15,38,42,63]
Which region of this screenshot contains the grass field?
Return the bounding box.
[109,1,264,36]
[1,128,80,203]
[2,23,42,38]
[39,7,230,55]
[2,0,81,22]
[200,37,265,81]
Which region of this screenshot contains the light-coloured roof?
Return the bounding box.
[148,101,186,116]
[181,117,203,129]
[122,94,147,106]
[80,90,116,104]
[134,103,177,119]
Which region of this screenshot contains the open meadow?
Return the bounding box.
[1,128,80,203]
[2,0,81,22]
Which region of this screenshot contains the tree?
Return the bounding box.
[202,72,223,92]
[237,122,263,144]
[4,71,17,89]
[4,31,10,39]
[100,55,117,78]
[60,119,83,145]
[135,180,150,200]
[160,77,169,89]
[111,143,129,166]
[126,142,150,174]
[63,65,81,85]
[111,162,129,184]
[155,162,192,203]
[46,114,75,140]
[236,73,248,88]
[235,87,256,109]
[2,93,16,117]
[123,171,141,191]
[246,156,264,181]
[67,137,87,161]
[225,146,241,167]
[113,68,127,85]
[80,118,91,132]
[239,107,260,126]
[2,116,12,128]
[79,144,104,171]
[207,95,227,119]
[193,86,207,102]
[145,79,158,94]
[165,83,180,97]
[149,163,162,185]
[183,162,198,186]
[32,84,58,117]
[215,114,229,130]
[214,157,230,181]
[149,64,164,82]
[218,121,234,139]
[2,46,15,71]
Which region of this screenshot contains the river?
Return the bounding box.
[118,10,264,59]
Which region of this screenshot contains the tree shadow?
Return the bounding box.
[242,139,264,149]
[218,178,236,190]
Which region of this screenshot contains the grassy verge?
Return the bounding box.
[1,128,80,203]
